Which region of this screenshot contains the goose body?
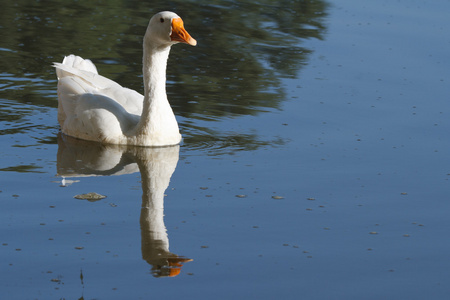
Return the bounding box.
[54,11,196,146]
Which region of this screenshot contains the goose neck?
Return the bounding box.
[143,45,170,104]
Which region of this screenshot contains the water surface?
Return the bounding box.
[1,0,450,299]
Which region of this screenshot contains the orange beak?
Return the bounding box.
[170,17,197,46]
[167,257,193,277]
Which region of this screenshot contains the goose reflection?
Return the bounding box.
[56,133,192,277]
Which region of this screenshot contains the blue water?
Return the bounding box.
[1,0,450,299]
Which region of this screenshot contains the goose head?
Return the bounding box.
[145,11,197,48]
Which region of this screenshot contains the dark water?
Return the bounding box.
[1,0,450,299]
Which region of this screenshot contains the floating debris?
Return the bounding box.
[307,197,315,201]
[403,234,410,237]
[369,231,378,235]
[272,195,284,200]
[59,178,80,187]
[74,192,106,201]
[236,194,247,198]
[74,246,84,250]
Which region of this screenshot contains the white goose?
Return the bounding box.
[54,11,196,146]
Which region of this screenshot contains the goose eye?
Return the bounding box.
[160,18,164,23]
